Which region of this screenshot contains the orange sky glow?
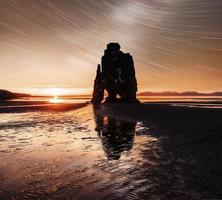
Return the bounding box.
[1,1,222,95]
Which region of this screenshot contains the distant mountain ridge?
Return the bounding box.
[138,91,222,96]
[0,89,30,101]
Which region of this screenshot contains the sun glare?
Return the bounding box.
[44,87,91,96]
[49,96,64,103]
[47,88,67,96]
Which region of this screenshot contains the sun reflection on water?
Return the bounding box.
[49,96,64,103]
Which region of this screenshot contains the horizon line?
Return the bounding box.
[1,88,222,96]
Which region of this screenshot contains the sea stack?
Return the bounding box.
[91,43,138,105]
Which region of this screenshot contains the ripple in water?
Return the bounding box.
[0,105,222,199]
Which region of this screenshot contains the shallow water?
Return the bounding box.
[0,106,158,199]
[0,105,222,199]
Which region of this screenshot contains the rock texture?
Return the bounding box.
[92,43,138,104]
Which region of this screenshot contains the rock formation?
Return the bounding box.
[91,43,138,104]
[0,89,30,101]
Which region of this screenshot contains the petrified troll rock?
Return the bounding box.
[92,43,138,105]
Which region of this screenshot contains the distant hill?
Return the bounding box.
[138,91,222,96]
[0,89,30,101]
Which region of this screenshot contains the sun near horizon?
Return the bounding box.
[4,86,222,97]
[7,87,92,96]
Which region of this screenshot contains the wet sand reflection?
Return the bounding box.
[93,106,136,160]
[0,104,222,199]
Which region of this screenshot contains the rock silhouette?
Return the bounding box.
[0,89,30,101]
[92,43,138,104]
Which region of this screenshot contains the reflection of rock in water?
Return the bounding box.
[93,106,136,160]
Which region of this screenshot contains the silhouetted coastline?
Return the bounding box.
[138,91,222,96]
[0,89,30,101]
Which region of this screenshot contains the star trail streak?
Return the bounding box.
[0,0,222,93]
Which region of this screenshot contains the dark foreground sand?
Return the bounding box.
[0,102,222,199]
[95,103,222,199]
[0,101,89,113]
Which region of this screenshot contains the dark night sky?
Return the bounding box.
[1,0,222,94]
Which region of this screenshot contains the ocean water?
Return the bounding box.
[1,96,222,109]
[0,100,222,199]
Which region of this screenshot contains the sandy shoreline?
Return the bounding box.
[0,102,89,113]
[1,103,222,199]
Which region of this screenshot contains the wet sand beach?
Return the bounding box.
[0,102,222,199]
[0,101,88,113]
